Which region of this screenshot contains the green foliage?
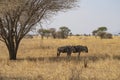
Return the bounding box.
[92,26,112,39]
[38,26,71,39]
[98,26,107,32]
[59,26,71,39]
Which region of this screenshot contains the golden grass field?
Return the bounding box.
[0,36,120,80]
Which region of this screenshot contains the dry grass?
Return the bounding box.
[0,36,120,80]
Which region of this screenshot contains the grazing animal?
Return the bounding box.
[72,45,88,57]
[57,46,75,57]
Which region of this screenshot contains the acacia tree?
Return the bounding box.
[92,26,113,39]
[59,26,71,39]
[0,0,78,60]
[92,30,98,37]
[38,28,51,39]
[92,27,107,36]
[49,28,56,39]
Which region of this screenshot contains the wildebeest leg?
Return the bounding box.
[67,53,71,60]
[57,52,60,57]
[67,53,69,57]
[67,52,71,57]
[78,52,81,58]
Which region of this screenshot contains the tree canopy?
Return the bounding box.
[59,26,71,38]
[98,26,107,32]
[0,0,79,60]
[92,26,112,39]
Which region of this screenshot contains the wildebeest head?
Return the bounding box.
[81,46,88,53]
[72,45,88,53]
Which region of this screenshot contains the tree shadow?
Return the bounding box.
[86,54,111,62]
[0,76,28,80]
[0,75,44,80]
[113,55,120,60]
[17,54,111,62]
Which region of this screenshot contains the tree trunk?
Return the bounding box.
[8,44,18,60]
[41,35,44,39]
[5,39,20,60]
[9,50,17,60]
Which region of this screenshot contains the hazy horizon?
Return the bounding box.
[44,0,120,34]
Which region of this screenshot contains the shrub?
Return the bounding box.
[97,31,112,39]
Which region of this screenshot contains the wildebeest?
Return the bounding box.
[57,46,75,57]
[57,45,88,57]
[72,45,88,57]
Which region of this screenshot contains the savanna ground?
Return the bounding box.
[0,36,120,80]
